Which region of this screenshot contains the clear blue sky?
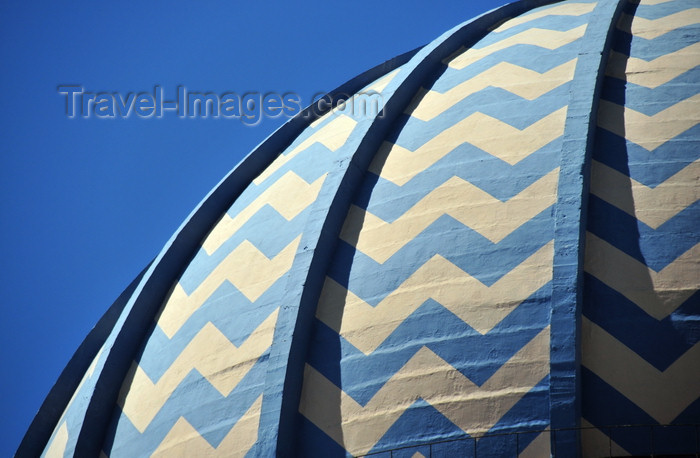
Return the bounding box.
[0,0,508,454]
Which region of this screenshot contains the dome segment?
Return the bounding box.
[581,0,700,454]
[19,0,699,456]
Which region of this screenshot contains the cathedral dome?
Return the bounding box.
[20,0,699,456]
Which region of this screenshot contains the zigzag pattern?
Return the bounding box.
[202,172,325,255]
[405,59,577,121]
[156,236,299,338]
[590,159,699,229]
[103,70,395,456]
[300,328,550,456]
[316,242,553,354]
[448,24,587,70]
[118,310,278,432]
[151,396,263,457]
[370,107,567,185]
[606,42,700,88]
[618,9,700,39]
[253,115,357,185]
[341,169,558,262]
[582,0,700,454]
[583,318,700,425]
[597,95,700,151]
[366,4,593,191]
[296,2,592,454]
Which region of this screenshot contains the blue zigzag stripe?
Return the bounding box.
[330,210,553,302]
[635,0,699,19]
[592,127,699,187]
[587,196,699,271]
[434,39,586,91]
[307,285,550,404]
[470,13,591,47]
[136,283,280,380]
[584,275,700,371]
[179,205,308,293]
[601,68,700,115]
[386,84,570,149]
[615,27,700,60]
[104,357,268,457]
[222,141,334,210]
[583,368,673,456]
[357,142,560,217]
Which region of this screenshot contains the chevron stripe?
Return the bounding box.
[370,107,567,185]
[341,169,558,263]
[202,171,325,255]
[590,160,700,229]
[582,318,700,424]
[44,422,68,458]
[618,9,700,40]
[605,43,700,89]
[597,95,700,151]
[156,236,298,338]
[253,115,356,185]
[580,419,630,457]
[585,233,699,320]
[406,59,576,121]
[333,210,554,303]
[118,309,277,433]
[309,290,550,401]
[317,241,552,354]
[299,327,550,456]
[448,25,587,70]
[584,274,700,370]
[151,395,262,457]
[390,82,571,151]
[360,145,560,219]
[496,3,596,32]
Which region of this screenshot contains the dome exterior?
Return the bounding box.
[20,0,699,456]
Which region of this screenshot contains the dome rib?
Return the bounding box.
[548,0,627,452]
[18,50,416,458]
[21,0,700,455]
[257,2,562,454]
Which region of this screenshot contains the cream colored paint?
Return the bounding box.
[496,3,596,32]
[299,327,550,456]
[342,169,558,263]
[584,233,699,320]
[316,241,553,354]
[156,236,299,338]
[119,310,277,433]
[582,318,700,424]
[590,160,700,229]
[151,395,263,457]
[447,25,587,70]
[406,60,576,121]
[618,9,700,40]
[253,115,357,185]
[597,95,700,152]
[202,172,325,255]
[370,107,567,186]
[606,43,700,89]
[44,422,68,458]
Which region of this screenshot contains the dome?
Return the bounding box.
[20,0,699,456]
